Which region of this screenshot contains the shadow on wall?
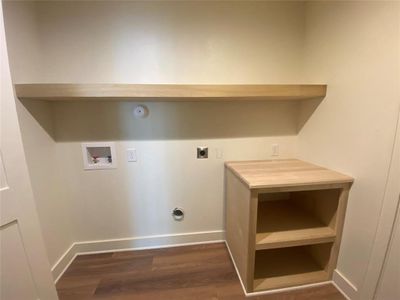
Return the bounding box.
[20,99,322,141]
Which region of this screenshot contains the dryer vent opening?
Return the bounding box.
[172,208,184,221]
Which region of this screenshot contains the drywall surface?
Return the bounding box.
[3,0,305,270]
[7,1,305,84]
[58,137,297,242]
[45,99,300,244]
[299,1,400,292]
[15,100,74,267]
[1,1,41,82]
[52,101,301,141]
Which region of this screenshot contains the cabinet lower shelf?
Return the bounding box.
[254,270,329,291]
[253,245,331,291]
[256,200,336,250]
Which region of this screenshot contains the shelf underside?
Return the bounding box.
[256,200,336,250]
[14,84,327,101]
[253,246,330,291]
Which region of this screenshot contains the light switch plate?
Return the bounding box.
[272,144,279,156]
[127,148,137,162]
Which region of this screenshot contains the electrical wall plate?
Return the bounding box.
[126,148,137,162]
[197,147,208,159]
[81,142,117,170]
[272,143,279,156]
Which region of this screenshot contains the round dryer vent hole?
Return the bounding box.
[133,105,149,118]
[172,207,184,221]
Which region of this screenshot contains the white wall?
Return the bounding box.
[21,1,305,84]
[15,100,74,267]
[1,1,41,82]
[3,0,305,270]
[58,137,297,242]
[299,1,400,294]
[51,100,299,241]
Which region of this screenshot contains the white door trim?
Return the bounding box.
[0,2,58,298]
[360,105,400,300]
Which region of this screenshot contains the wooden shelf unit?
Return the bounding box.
[14,84,327,101]
[225,159,353,293]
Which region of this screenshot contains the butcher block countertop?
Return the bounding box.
[224,159,353,189]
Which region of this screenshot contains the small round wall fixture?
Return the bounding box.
[133,105,149,118]
[172,207,184,221]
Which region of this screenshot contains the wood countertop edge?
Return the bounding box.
[224,159,354,190]
[247,179,354,190]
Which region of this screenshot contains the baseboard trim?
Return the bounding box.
[333,270,358,300]
[52,230,225,283]
[51,243,77,283]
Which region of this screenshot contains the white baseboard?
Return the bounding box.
[52,230,225,283]
[333,270,358,300]
[51,243,77,283]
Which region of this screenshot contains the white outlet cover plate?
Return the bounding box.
[127,148,137,162]
[272,144,279,156]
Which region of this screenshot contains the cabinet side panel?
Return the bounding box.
[291,189,340,228]
[225,169,251,290]
[327,185,351,276]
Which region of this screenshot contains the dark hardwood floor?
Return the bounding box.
[56,242,346,300]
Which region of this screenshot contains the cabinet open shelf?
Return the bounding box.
[14,84,327,102]
[253,244,332,291]
[256,199,336,250]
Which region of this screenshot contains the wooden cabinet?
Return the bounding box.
[225,159,353,293]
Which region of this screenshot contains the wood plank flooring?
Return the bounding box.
[56,243,346,300]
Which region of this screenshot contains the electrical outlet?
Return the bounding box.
[272,144,279,156]
[127,148,137,162]
[197,147,208,159]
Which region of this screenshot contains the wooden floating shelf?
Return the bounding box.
[14,84,327,101]
[256,200,336,250]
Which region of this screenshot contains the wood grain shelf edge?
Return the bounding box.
[14,83,327,101]
[256,228,336,250]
